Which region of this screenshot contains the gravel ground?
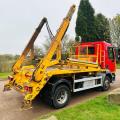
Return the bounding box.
[0,69,120,120]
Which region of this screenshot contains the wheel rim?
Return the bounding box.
[104,79,110,90]
[56,89,68,105]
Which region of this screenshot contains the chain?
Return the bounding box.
[46,20,54,40]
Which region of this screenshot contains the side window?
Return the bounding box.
[108,47,114,60]
[80,47,95,55]
[80,47,87,55]
[88,47,95,55]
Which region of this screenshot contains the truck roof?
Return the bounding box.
[77,41,112,47]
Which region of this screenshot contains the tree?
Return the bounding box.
[75,0,96,42]
[42,36,52,53]
[34,46,44,57]
[0,54,18,72]
[42,35,75,59]
[61,35,75,59]
[109,14,120,47]
[95,13,111,43]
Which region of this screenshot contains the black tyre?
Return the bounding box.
[52,85,71,109]
[101,76,110,91]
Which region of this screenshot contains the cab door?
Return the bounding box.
[107,47,116,73]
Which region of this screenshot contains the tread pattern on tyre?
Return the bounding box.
[102,76,110,91]
[42,84,71,109]
[52,85,71,109]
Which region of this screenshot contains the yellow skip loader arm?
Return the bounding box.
[13,17,47,72]
[33,5,76,82]
[22,5,76,109]
[4,5,76,110]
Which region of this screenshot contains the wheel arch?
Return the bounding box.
[46,76,73,94]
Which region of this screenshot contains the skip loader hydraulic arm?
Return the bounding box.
[13,17,47,72]
[33,5,76,82]
[4,5,76,109]
[3,17,47,94]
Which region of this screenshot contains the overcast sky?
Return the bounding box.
[0,0,120,54]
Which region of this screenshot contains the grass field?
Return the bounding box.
[0,72,10,79]
[117,64,120,69]
[39,95,120,120]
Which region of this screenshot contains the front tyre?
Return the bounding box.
[101,76,110,91]
[52,85,71,109]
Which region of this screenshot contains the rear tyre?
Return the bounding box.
[52,85,71,109]
[101,76,110,91]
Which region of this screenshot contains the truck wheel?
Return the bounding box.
[52,85,71,109]
[101,76,110,91]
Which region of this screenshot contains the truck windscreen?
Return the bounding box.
[108,47,115,60]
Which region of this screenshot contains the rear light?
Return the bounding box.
[24,86,32,93]
[8,75,13,81]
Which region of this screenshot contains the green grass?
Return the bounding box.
[0,72,10,79]
[38,95,120,120]
[117,64,120,69]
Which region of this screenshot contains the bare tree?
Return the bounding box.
[34,45,44,57]
[42,34,75,58]
[109,15,120,47]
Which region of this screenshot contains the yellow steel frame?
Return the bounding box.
[4,5,77,109]
[69,44,100,64]
[23,5,76,104]
[23,59,105,102]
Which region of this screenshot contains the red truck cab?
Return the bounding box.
[75,41,116,74]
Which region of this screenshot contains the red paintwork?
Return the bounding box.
[75,41,116,73]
